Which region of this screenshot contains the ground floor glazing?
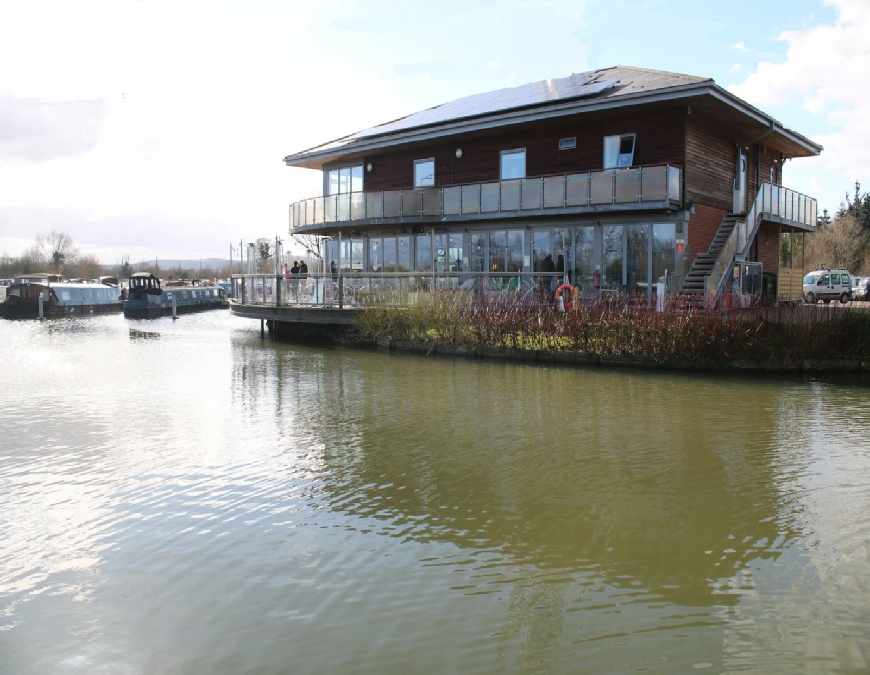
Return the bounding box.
[325,219,686,298]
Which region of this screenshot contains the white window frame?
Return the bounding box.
[414,158,435,188]
[324,165,363,196]
[500,148,526,180]
[558,137,577,150]
[603,134,636,169]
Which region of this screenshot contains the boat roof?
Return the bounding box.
[130,272,159,279]
[14,273,65,282]
[284,65,822,168]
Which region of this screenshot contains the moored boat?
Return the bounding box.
[123,273,228,318]
[1,274,124,318]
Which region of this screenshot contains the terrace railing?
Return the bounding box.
[705,183,817,299]
[290,165,682,229]
[231,271,664,311]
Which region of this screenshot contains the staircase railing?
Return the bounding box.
[705,183,817,298]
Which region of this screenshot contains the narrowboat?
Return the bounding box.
[123,273,228,318]
[1,274,124,318]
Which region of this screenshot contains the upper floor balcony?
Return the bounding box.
[289,164,682,231]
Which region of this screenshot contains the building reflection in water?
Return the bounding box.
[231,338,816,661]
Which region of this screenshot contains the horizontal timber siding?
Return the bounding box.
[360,107,687,192]
[685,110,734,212]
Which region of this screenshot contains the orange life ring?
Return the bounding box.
[555,283,574,309]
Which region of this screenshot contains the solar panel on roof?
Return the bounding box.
[349,71,618,141]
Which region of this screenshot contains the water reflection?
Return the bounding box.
[230,341,830,666]
[2,313,868,674]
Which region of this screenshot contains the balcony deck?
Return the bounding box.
[290,164,682,232]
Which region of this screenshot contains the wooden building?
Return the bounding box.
[284,66,821,302]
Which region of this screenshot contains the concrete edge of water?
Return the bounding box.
[373,337,868,374]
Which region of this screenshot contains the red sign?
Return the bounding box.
[675,240,685,254]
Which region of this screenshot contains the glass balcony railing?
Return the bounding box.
[290,165,682,229]
[705,183,817,298]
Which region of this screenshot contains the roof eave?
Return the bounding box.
[284,81,821,168]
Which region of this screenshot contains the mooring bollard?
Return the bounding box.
[172,295,178,320]
[38,295,44,320]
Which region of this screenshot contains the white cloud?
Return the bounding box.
[732,42,751,52]
[729,0,870,212]
[487,61,502,71]
[0,96,107,162]
[729,63,743,74]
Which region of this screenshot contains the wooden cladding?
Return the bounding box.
[360,107,687,193]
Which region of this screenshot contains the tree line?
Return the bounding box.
[0,231,236,282]
[805,181,870,274]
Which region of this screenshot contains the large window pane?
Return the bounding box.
[351,239,364,272]
[339,168,351,194]
[652,223,676,287]
[531,229,551,272]
[489,231,507,271]
[416,233,432,271]
[554,227,570,282]
[627,224,649,293]
[383,237,397,273]
[351,166,363,192]
[328,170,340,196]
[471,233,486,273]
[397,236,411,273]
[500,149,526,180]
[603,225,624,288]
[574,227,594,291]
[434,234,447,272]
[368,238,381,272]
[327,239,339,272]
[340,238,351,272]
[507,230,523,273]
[448,233,464,272]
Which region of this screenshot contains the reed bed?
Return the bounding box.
[353,290,870,363]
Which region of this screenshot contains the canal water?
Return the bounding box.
[1,311,869,674]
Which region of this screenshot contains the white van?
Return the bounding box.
[803,269,852,304]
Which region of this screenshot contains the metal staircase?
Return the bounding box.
[681,215,740,295]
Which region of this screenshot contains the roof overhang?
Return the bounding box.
[284,81,822,170]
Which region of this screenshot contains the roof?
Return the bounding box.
[284,65,821,167]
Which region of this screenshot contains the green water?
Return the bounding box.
[1,312,869,673]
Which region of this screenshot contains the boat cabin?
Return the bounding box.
[129,273,162,292]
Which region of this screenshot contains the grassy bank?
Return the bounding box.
[353,290,870,364]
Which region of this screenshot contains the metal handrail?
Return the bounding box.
[289,164,682,229]
[231,271,637,310]
[705,183,818,298]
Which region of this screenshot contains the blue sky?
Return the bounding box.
[0,0,865,262]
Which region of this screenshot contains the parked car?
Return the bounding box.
[803,269,852,304]
[851,276,867,300]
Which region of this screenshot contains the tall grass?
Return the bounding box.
[353,290,870,362]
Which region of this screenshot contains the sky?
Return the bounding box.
[0,0,867,264]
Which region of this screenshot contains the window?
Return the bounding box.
[414,158,435,188]
[603,134,635,169]
[326,165,363,196]
[558,137,577,150]
[500,149,526,180]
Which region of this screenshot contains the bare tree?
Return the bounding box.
[804,214,869,273]
[255,237,274,273]
[291,233,325,260]
[38,230,78,273]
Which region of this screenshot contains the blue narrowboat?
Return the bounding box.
[124,273,228,318]
[1,274,123,318]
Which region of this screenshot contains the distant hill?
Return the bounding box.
[130,258,231,270]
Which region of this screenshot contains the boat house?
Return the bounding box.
[283,65,821,304]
